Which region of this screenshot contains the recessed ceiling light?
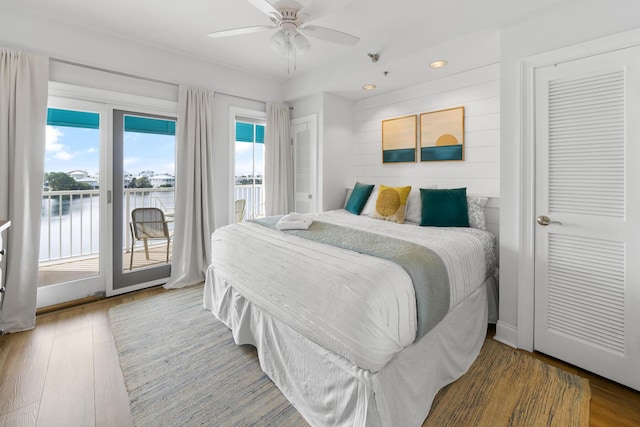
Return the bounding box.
[429,60,448,68]
[362,84,377,91]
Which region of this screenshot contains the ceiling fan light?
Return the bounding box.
[292,33,311,55]
[269,31,289,56]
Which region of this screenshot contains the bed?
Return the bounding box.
[203,190,497,426]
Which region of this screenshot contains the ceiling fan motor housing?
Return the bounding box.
[276,8,302,35]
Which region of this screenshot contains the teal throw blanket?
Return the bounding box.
[252,217,450,340]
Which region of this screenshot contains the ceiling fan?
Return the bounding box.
[207,0,359,59]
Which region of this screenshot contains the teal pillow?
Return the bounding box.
[420,188,470,227]
[345,182,374,215]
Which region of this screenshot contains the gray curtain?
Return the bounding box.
[0,48,49,332]
[265,103,292,216]
[164,87,216,289]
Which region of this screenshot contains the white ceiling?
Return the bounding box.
[3,0,568,100]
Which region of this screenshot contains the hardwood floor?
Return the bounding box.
[0,289,638,426]
[0,286,168,427]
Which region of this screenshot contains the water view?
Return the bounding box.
[40,189,175,262]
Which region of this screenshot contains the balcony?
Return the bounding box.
[38,184,264,287]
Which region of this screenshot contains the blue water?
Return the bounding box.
[39,191,175,261]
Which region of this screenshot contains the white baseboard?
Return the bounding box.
[494,320,518,348]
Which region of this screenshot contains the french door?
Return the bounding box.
[38,93,176,307]
[111,110,175,292]
[38,98,108,307]
[534,46,640,390]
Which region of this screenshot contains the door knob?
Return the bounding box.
[308,194,312,199]
[537,215,562,226]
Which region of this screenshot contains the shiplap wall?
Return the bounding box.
[353,63,500,196]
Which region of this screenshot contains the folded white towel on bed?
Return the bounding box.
[276,212,313,230]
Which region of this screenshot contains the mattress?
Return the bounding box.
[206,210,496,373]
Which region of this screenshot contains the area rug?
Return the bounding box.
[424,339,591,426]
[109,284,591,427]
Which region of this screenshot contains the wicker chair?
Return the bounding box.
[235,199,246,223]
[129,207,171,270]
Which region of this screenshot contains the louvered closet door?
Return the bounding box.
[534,46,640,391]
[292,114,317,214]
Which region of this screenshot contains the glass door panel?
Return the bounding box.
[112,110,176,291]
[234,117,265,219]
[37,100,107,307]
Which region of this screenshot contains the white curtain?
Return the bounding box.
[0,48,49,333]
[164,87,216,289]
[265,103,292,216]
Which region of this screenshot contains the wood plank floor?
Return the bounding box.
[0,288,638,427]
[38,242,173,288]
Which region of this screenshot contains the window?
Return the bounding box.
[234,117,265,219]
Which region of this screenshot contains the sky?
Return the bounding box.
[45,125,176,177]
[235,141,264,177]
[45,124,263,179]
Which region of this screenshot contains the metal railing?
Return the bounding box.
[39,185,264,264]
[235,183,265,220]
[39,188,176,263]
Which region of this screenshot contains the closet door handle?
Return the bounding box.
[537,215,562,226]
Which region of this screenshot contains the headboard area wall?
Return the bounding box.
[351,61,500,252]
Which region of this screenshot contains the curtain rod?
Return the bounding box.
[50,58,179,87]
[50,57,274,106]
[214,91,266,105]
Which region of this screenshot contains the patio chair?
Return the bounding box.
[235,199,246,223]
[129,207,171,270]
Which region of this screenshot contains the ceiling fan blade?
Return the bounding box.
[247,0,281,18]
[299,25,359,46]
[207,25,275,38]
[299,0,354,22]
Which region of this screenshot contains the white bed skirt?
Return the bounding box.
[204,267,490,427]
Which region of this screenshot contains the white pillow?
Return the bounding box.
[405,188,429,223]
[361,188,378,216]
[364,185,439,220]
[344,188,353,208]
[467,195,489,230]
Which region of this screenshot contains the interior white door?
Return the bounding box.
[534,46,640,391]
[292,114,317,213]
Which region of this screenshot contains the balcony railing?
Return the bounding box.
[234,183,265,220]
[40,188,176,263]
[39,185,264,264]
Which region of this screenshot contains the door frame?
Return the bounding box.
[41,83,177,302]
[229,107,266,224]
[518,28,640,350]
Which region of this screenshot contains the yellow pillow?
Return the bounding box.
[372,185,411,223]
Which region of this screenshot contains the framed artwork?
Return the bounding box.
[420,106,464,162]
[381,115,417,163]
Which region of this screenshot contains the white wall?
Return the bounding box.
[498,0,640,347]
[290,93,356,212]
[320,93,356,210]
[0,8,282,103]
[353,63,500,196]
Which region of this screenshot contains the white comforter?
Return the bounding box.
[206,210,491,372]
